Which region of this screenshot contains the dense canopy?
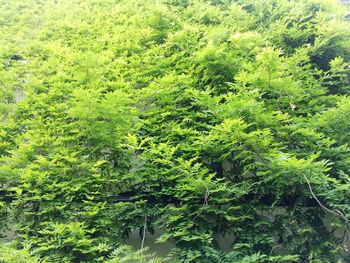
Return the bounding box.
[0,0,350,262]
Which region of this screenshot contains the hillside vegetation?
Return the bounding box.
[0,0,350,262]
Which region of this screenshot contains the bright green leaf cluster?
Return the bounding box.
[0,0,349,262]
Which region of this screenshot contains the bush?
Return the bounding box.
[0,0,349,262]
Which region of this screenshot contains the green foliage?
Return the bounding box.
[0,0,349,262]
[0,243,40,263]
[106,245,163,263]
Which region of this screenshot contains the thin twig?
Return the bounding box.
[140,214,147,263]
[276,96,282,111]
[268,245,285,261]
[304,175,347,220]
[193,185,209,221]
[141,214,147,250]
[304,174,350,250]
